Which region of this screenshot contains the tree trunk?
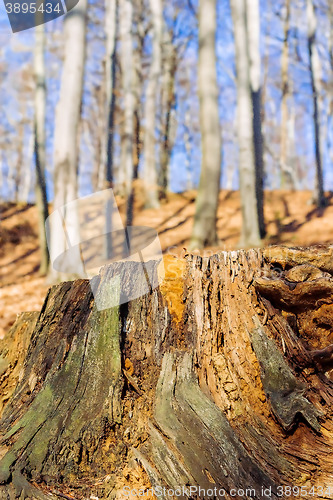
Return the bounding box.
[2,246,333,498]
[21,134,33,203]
[48,0,87,282]
[328,1,333,178]
[246,0,265,240]
[142,0,163,208]
[159,26,177,200]
[34,23,49,276]
[231,0,264,248]
[124,42,144,240]
[14,117,24,203]
[190,0,222,249]
[184,106,193,191]
[280,0,294,190]
[102,0,118,261]
[306,0,325,208]
[118,0,134,196]
[104,0,118,191]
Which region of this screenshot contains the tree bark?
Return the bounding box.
[306,0,325,208]
[34,23,49,276]
[190,0,222,249]
[2,246,333,498]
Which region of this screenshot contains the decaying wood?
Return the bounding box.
[1,246,333,499]
[250,317,322,432]
[137,351,277,499]
[0,312,38,419]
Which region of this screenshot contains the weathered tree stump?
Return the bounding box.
[1,246,333,499]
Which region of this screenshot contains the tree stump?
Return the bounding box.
[1,247,333,499]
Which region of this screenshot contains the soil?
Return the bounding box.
[1,189,333,338]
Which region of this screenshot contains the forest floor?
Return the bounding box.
[1,188,333,338]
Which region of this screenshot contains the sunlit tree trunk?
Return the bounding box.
[103,0,118,191]
[280,0,294,189]
[48,0,88,282]
[118,0,134,195]
[247,0,265,239]
[0,152,3,202]
[307,0,325,207]
[231,0,264,248]
[14,116,24,203]
[34,23,49,275]
[159,26,177,200]
[102,0,118,260]
[327,1,333,177]
[123,47,143,246]
[142,0,163,208]
[184,107,193,191]
[21,134,33,202]
[190,0,221,249]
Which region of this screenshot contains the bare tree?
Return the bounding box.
[118,0,134,195]
[48,0,88,281]
[328,0,333,172]
[190,0,221,249]
[280,0,295,189]
[104,0,118,191]
[21,133,34,202]
[231,0,265,248]
[34,23,49,275]
[103,0,118,259]
[142,0,163,208]
[307,0,325,207]
[159,25,177,200]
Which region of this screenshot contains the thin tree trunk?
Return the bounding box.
[190,0,221,249]
[159,28,177,200]
[142,0,163,208]
[124,49,142,236]
[307,0,325,207]
[48,0,87,282]
[14,118,24,203]
[95,79,106,191]
[287,94,300,189]
[247,0,265,239]
[34,23,49,275]
[104,0,118,191]
[118,0,134,196]
[1,246,333,498]
[327,1,333,176]
[21,133,33,202]
[0,152,3,202]
[231,0,263,248]
[280,0,294,189]
[103,0,118,260]
[184,107,193,191]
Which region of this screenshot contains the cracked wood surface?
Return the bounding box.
[1,246,333,498]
